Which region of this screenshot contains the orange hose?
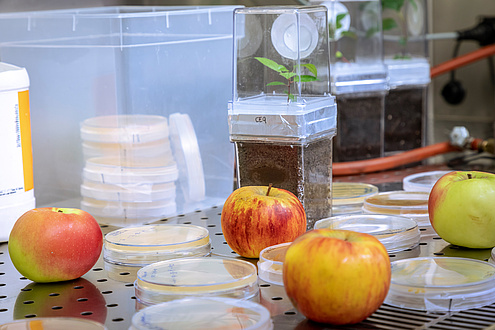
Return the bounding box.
[333,142,460,176]
[431,44,495,78]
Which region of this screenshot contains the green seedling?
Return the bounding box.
[255,57,318,103]
[381,0,418,59]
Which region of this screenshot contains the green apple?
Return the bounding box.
[9,207,103,282]
[428,170,495,248]
[283,229,391,325]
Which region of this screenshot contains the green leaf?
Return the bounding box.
[408,0,418,11]
[336,51,343,59]
[382,18,398,31]
[341,30,358,39]
[255,57,288,73]
[336,13,347,30]
[301,64,317,77]
[366,27,379,38]
[381,0,404,11]
[266,81,286,86]
[294,75,318,83]
[280,72,297,80]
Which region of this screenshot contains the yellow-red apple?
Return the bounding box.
[221,185,306,258]
[283,229,391,325]
[8,208,103,283]
[428,170,495,248]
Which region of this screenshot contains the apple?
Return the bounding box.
[221,185,306,258]
[8,207,103,283]
[283,229,391,325]
[428,170,495,248]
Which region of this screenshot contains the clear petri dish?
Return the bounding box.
[83,157,179,185]
[385,257,495,312]
[82,138,173,160]
[490,248,495,265]
[332,182,379,215]
[135,258,259,306]
[81,197,176,219]
[130,297,273,330]
[363,190,430,226]
[80,180,176,203]
[80,114,169,144]
[314,214,420,253]
[0,317,106,330]
[103,224,211,266]
[403,170,451,193]
[257,242,290,286]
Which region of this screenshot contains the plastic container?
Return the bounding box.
[103,224,211,266]
[0,62,36,242]
[363,190,430,226]
[385,257,495,312]
[0,317,106,330]
[332,182,378,215]
[314,214,420,253]
[0,6,239,216]
[257,242,290,286]
[135,258,259,306]
[130,297,273,330]
[403,170,451,193]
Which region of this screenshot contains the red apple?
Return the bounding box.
[8,207,103,283]
[428,170,495,248]
[283,229,391,325]
[221,185,306,258]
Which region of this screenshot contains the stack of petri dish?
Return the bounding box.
[80,115,178,226]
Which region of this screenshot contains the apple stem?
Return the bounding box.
[58,210,63,213]
[266,183,273,196]
[467,173,472,179]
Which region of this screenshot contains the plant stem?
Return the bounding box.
[467,173,472,179]
[266,183,273,196]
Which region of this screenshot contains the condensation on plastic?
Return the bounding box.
[385,257,495,312]
[257,242,290,286]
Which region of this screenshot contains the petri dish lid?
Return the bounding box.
[169,113,205,202]
[257,242,290,286]
[314,214,420,253]
[135,258,258,305]
[81,197,176,219]
[80,114,169,143]
[332,182,378,214]
[80,180,176,202]
[82,138,173,159]
[83,157,179,184]
[0,317,106,330]
[103,224,211,266]
[403,170,452,192]
[130,297,273,330]
[385,257,495,312]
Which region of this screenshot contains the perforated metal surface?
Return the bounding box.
[1,202,495,329]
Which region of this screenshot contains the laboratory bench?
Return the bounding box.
[1,164,495,330]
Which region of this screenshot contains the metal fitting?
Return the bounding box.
[449,126,472,148]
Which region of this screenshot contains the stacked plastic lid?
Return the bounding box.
[332,182,379,215]
[257,242,290,286]
[314,214,420,253]
[135,258,259,306]
[0,317,106,329]
[403,170,451,192]
[363,190,430,226]
[130,297,273,330]
[385,257,495,312]
[80,115,178,226]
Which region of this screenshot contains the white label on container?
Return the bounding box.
[0,90,25,197]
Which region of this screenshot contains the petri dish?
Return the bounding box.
[81,197,176,219]
[82,138,173,160]
[83,157,179,185]
[80,114,169,144]
[363,190,430,226]
[0,317,106,330]
[403,170,451,193]
[130,297,273,330]
[385,257,495,312]
[332,182,379,215]
[314,214,420,253]
[257,242,290,286]
[80,180,176,203]
[103,224,211,266]
[135,258,259,306]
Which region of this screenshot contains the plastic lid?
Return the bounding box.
[385,257,495,312]
[135,258,258,306]
[403,170,451,193]
[169,113,205,202]
[0,62,29,91]
[103,224,211,266]
[257,242,290,286]
[82,138,173,160]
[0,190,35,242]
[81,197,176,219]
[385,57,431,88]
[332,182,378,215]
[314,214,420,253]
[271,13,318,60]
[363,190,430,226]
[80,114,169,143]
[130,297,273,330]
[83,157,179,184]
[80,180,176,202]
[0,317,106,330]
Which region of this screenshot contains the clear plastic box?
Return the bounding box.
[0,6,240,223]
